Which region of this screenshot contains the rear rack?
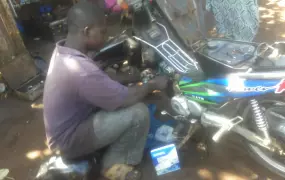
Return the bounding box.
[134,22,199,73]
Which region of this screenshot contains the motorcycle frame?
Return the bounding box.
[125,0,285,154]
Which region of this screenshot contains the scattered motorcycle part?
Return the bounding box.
[113,64,119,69]
[0,169,9,180]
[160,110,168,116]
[126,37,139,50]
[250,99,271,144]
[142,47,156,66]
[31,103,44,109]
[0,169,14,180]
[197,142,207,152]
[140,68,155,83]
[0,83,5,93]
[159,61,175,75]
[171,95,191,116]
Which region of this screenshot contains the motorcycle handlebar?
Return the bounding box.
[122,0,155,22]
[143,0,156,22]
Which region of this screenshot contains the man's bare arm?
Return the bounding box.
[104,67,141,85]
[107,71,140,85]
[120,76,168,108]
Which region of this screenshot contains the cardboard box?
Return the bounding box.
[150,144,180,176]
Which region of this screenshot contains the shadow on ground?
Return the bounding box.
[0,97,283,180]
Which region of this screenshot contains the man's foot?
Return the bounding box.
[102,164,142,180]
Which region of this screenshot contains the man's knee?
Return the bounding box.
[128,103,150,126]
[131,103,149,115]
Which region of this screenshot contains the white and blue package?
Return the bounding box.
[150,144,180,176]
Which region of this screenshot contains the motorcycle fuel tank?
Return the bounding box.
[193,39,258,77]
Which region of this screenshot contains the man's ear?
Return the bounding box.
[83,26,90,36]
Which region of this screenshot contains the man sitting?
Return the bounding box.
[43,1,168,180]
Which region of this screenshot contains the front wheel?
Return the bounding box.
[243,98,285,178]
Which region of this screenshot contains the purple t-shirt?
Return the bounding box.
[43,40,128,157]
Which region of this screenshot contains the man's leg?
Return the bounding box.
[91,103,150,169]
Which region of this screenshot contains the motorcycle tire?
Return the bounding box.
[242,97,285,178]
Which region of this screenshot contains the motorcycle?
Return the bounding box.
[35,0,285,179]
[111,0,285,177]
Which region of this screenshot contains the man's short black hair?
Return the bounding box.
[67,1,105,34]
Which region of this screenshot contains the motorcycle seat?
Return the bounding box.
[253,55,285,72]
[253,66,285,72]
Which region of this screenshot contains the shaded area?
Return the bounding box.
[0,97,283,180]
[256,0,285,42]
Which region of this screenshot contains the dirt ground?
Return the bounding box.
[0,97,284,180]
[1,0,285,179]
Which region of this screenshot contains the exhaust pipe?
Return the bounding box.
[201,111,276,151]
[201,111,237,128]
[201,111,243,142]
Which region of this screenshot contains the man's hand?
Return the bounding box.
[128,67,141,82]
[119,75,169,108]
[149,76,169,90]
[105,67,141,85]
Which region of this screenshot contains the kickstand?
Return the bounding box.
[4,178,14,180]
[0,169,14,180]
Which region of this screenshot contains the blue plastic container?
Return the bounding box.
[145,104,175,149]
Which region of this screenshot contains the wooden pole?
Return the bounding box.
[0,0,37,90]
[0,0,31,68]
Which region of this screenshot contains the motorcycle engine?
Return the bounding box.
[171,95,191,116]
